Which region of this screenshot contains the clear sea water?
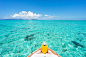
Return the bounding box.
[0,20,86,57]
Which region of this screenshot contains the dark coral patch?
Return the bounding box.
[25,34,35,41]
[71,41,84,48]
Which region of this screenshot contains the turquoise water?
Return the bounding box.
[0,20,86,57]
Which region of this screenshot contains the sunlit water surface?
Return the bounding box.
[0,20,86,57]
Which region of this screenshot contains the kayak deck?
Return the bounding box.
[30,50,58,57]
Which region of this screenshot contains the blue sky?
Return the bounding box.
[0,0,86,20]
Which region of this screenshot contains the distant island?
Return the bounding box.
[0,19,38,20]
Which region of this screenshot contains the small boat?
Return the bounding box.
[27,48,61,57]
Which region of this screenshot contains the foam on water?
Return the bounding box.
[0,20,86,57]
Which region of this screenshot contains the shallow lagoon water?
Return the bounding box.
[0,20,86,57]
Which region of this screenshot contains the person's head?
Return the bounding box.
[43,41,46,45]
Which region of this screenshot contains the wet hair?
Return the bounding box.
[43,41,46,45]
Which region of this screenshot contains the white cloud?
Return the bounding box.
[44,15,54,17]
[12,11,42,19]
[5,11,56,20]
[44,15,48,16]
[43,15,54,19]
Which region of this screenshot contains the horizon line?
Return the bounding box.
[0,19,86,20]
